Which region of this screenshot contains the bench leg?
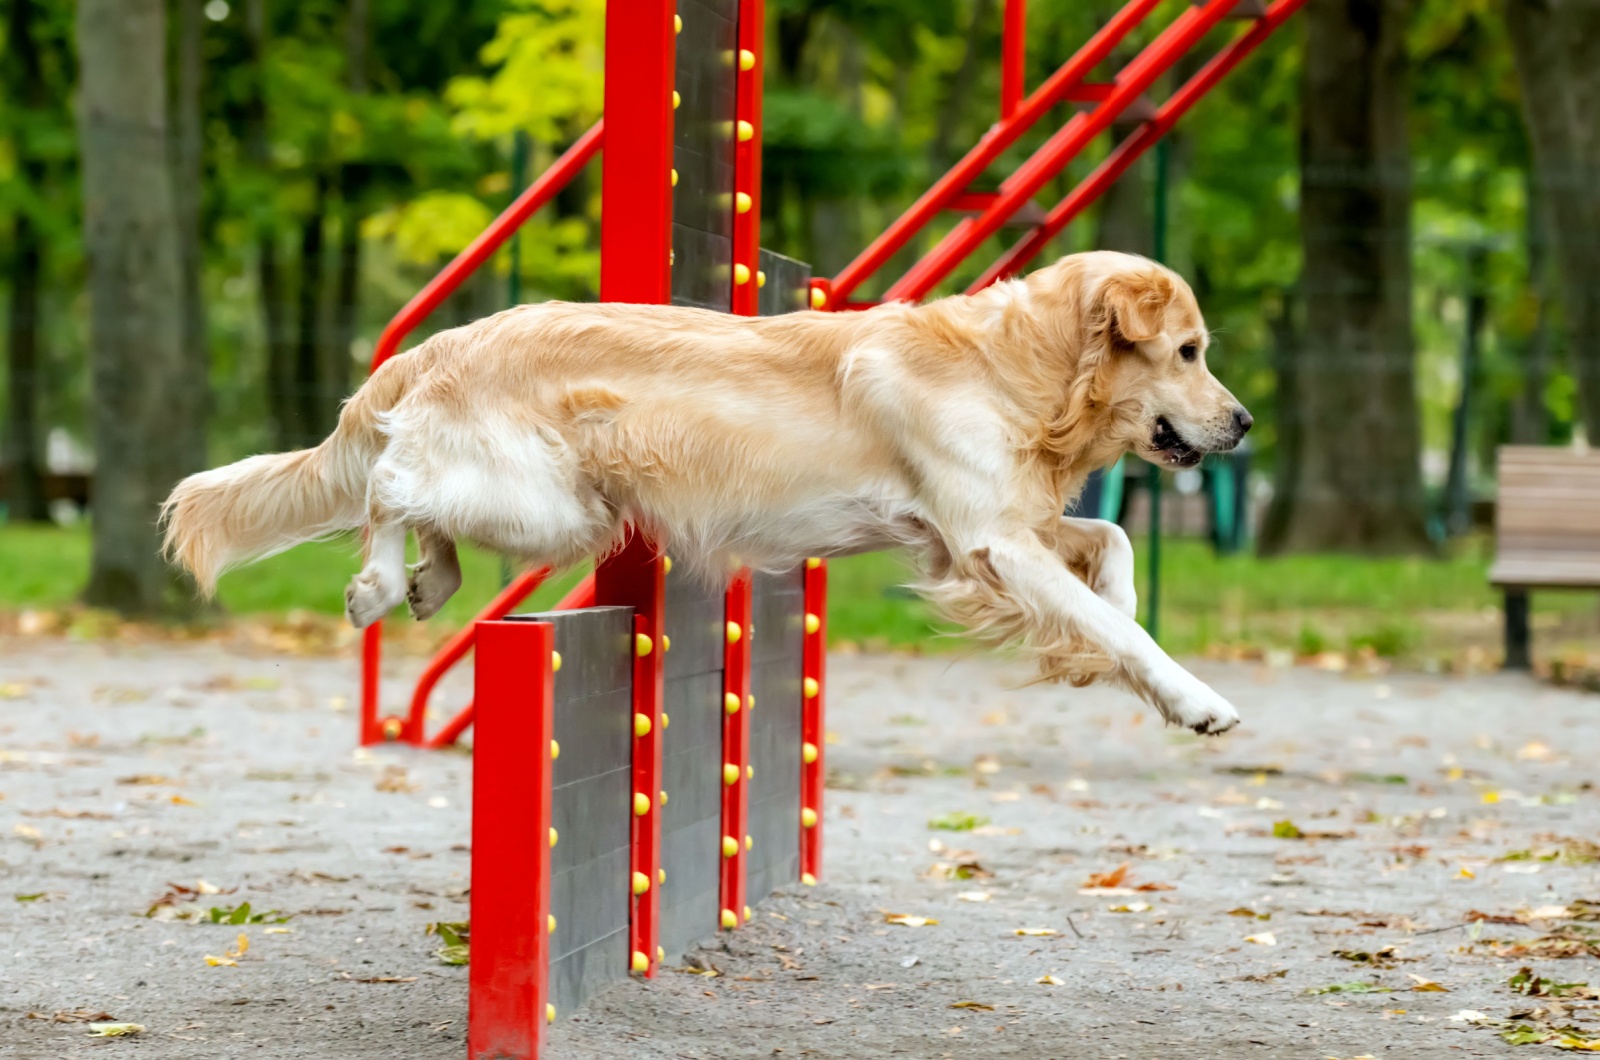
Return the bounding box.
[1503,589,1531,671]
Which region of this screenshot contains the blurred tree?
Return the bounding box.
[1261,0,1431,555]
[1503,0,1600,440]
[77,0,202,614]
[3,0,54,521]
[170,0,209,475]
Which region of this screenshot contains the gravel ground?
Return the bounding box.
[3,634,1599,1059]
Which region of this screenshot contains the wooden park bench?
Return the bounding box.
[1489,445,1600,669]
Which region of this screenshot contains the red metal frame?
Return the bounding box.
[468,618,555,1057]
[731,0,766,317]
[719,571,753,928]
[1000,0,1026,120]
[971,0,1311,291]
[357,122,602,747]
[594,0,676,977]
[799,559,827,884]
[827,0,1163,304]
[884,0,1241,301]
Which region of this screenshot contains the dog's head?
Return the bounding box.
[1031,252,1251,468]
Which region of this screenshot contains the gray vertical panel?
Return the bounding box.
[757,249,811,317]
[510,607,634,1018]
[672,0,736,312]
[743,570,805,904]
[657,571,728,960]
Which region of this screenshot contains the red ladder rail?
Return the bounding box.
[358,122,602,746]
[827,0,1165,305]
[882,0,1244,301]
[971,0,1311,292]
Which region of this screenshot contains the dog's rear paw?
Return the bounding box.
[406,558,461,621]
[346,570,405,628]
[1158,682,1240,736]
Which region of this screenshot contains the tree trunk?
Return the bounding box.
[170,0,208,467]
[928,0,995,174]
[4,0,50,522]
[77,0,200,614]
[243,0,293,449]
[1511,172,1553,444]
[1259,0,1430,555]
[328,0,369,420]
[293,174,328,447]
[1503,0,1600,440]
[1094,120,1153,258]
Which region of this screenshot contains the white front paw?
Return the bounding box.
[1156,678,1240,735]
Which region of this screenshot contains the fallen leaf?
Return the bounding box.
[1082,863,1131,889]
[956,891,991,903]
[26,1010,114,1023]
[949,1000,994,1010]
[169,794,198,807]
[1228,907,1270,920]
[87,1023,144,1037]
[928,812,989,832]
[884,913,938,927]
[1036,975,1064,986]
[203,955,238,967]
[1244,932,1277,946]
[1305,982,1384,995]
[1407,974,1448,992]
[1450,1009,1491,1023]
[1014,927,1057,937]
[1107,901,1151,914]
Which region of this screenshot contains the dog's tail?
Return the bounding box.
[162,351,423,595]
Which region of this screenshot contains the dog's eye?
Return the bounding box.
[1179,342,1199,362]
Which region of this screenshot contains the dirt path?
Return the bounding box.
[3,636,1598,1058]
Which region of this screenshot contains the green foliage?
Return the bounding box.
[206,901,290,925]
[928,811,990,832]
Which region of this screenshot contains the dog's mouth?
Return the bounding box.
[1150,417,1204,468]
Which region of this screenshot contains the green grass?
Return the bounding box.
[3,523,1594,660]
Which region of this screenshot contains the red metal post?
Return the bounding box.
[719,571,753,928]
[827,0,1164,304]
[971,0,1314,291]
[468,618,555,1059]
[595,0,675,977]
[732,0,766,317]
[1001,0,1027,120]
[883,0,1240,301]
[799,559,828,884]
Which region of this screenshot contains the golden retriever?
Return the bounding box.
[163,250,1252,733]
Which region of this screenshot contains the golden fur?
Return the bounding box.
[163,251,1251,732]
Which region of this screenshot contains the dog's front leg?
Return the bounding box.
[1051,517,1137,620]
[979,532,1238,734]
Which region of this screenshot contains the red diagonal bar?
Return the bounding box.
[1000,0,1027,119]
[417,573,596,751]
[970,0,1312,291]
[828,0,1165,304]
[884,0,1240,302]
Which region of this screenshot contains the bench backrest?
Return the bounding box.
[1492,445,1600,586]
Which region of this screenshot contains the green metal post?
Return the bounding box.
[1146,136,1169,642]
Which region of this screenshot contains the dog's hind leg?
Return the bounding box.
[407,526,462,621]
[345,517,409,628]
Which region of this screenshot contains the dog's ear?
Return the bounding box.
[1097,269,1174,345]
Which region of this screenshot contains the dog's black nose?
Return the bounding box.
[1232,407,1254,435]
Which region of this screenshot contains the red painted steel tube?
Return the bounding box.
[359,625,387,745]
[799,560,828,883]
[720,572,753,929]
[828,0,1164,303]
[629,611,664,975]
[1001,0,1027,119]
[467,618,554,1058]
[971,0,1310,290]
[885,0,1241,301]
[731,0,766,317]
[596,0,675,977]
[417,573,597,751]
[368,121,602,375]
